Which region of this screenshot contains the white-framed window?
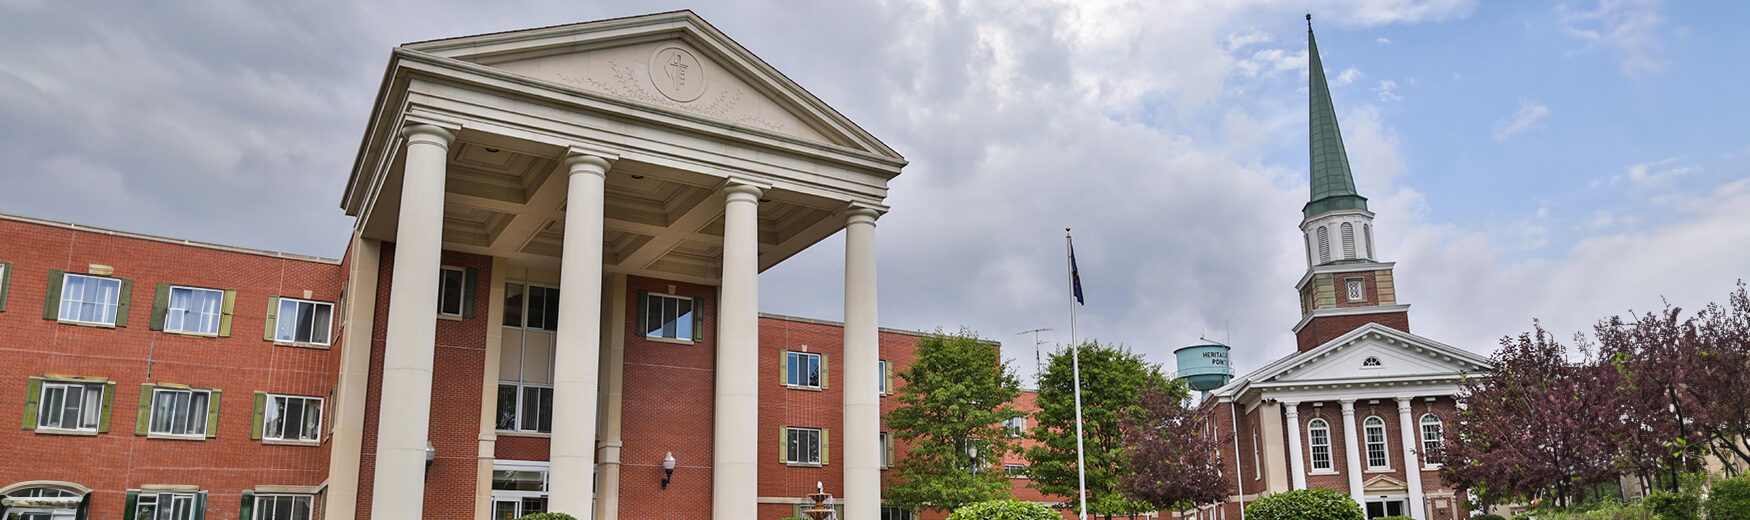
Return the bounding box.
[135,492,198,520]
[275,297,333,345]
[5,487,83,520]
[1346,278,1364,302]
[37,381,104,431]
[1005,463,1030,478]
[881,506,917,520]
[60,273,122,325]
[263,394,323,442]
[498,281,557,434]
[1364,416,1390,468]
[166,286,224,335]
[1003,416,1027,437]
[640,292,695,340]
[785,351,822,388]
[1341,222,1357,259]
[252,493,313,520]
[880,431,891,469]
[149,387,210,438]
[1252,425,1261,479]
[786,427,823,465]
[1362,356,1382,368]
[878,360,890,395]
[1420,414,1444,465]
[1308,418,1333,471]
[492,460,549,519]
[438,267,467,317]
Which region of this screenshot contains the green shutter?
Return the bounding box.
[251,391,267,440]
[691,296,705,342]
[240,491,255,520]
[819,353,830,389]
[0,261,13,312]
[150,283,171,331]
[22,376,43,430]
[43,269,66,320]
[99,381,117,433]
[115,278,133,327]
[264,296,280,341]
[136,383,156,435]
[218,290,237,337]
[779,426,788,463]
[886,433,896,468]
[885,360,896,396]
[778,351,788,386]
[205,389,222,438]
[194,490,208,520]
[821,428,831,465]
[462,267,479,318]
[123,490,139,520]
[634,290,649,336]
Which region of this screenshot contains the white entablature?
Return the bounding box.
[1213,323,1491,405]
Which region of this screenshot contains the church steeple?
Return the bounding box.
[1304,15,1368,219]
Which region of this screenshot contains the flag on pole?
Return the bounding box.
[1069,239,1085,305]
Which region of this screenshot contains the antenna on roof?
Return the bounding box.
[1018,328,1053,384]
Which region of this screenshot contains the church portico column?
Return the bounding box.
[549,150,614,516]
[1285,401,1307,490]
[1397,397,1427,520]
[371,123,454,520]
[843,205,882,520]
[715,180,765,520]
[1340,399,1364,506]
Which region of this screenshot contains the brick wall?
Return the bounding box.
[1296,311,1410,352]
[618,275,718,519]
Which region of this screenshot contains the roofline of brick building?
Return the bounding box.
[757,312,1001,346]
[0,212,342,265]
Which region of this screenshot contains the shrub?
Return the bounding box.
[1376,516,1414,520]
[946,500,1061,520]
[1707,475,1750,520]
[1646,490,1702,520]
[1243,488,1364,520]
[1474,515,1507,520]
[515,514,577,520]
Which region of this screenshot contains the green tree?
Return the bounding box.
[883,329,1026,513]
[1026,341,1166,517]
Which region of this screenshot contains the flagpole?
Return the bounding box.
[1067,228,1088,520]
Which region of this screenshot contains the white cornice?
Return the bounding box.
[1290,304,1411,333]
[1299,208,1374,229]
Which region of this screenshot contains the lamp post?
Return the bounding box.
[661,452,677,489]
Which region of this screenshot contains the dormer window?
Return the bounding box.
[1362,356,1382,368]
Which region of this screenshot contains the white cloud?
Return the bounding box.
[1493,99,1552,141]
[1604,157,1699,190]
[1375,79,1403,101]
[1334,66,1363,86]
[1558,0,1669,78]
[1377,37,1393,44]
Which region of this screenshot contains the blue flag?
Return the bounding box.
[1070,241,1085,305]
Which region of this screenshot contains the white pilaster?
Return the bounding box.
[1340,399,1363,506]
[842,206,882,520]
[714,181,764,520]
[1397,397,1426,520]
[370,123,454,520]
[549,150,613,516]
[594,273,629,520]
[1285,402,1307,490]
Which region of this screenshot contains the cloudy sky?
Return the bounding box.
[3,0,1746,382]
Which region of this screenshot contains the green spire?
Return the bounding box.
[1304,15,1368,219]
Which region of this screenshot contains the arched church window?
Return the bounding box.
[1364,223,1375,259]
[1307,419,1332,471]
[1420,414,1444,464]
[1341,223,1356,259]
[1362,356,1382,368]
[1363,416,1390,468]
[1317,227,1331,263]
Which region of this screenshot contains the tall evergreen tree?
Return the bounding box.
[883,329,1026,513]
[1026,341,1166,517]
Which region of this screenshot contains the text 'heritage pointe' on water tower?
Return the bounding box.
[1174,340,1234,398]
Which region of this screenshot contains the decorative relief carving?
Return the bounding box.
[650,46,705,102]
[556,59,786,133]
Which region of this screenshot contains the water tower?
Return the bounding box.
[1174,340,1234,397]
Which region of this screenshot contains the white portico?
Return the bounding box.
[333,11,903,520]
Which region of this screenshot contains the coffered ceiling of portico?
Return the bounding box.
[430,140,844,285]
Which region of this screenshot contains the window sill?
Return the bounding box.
[262,438,321,447]
[496,431,552,439]
[785,385,824,392]
[1309,470,1340,476]
[642,336,696,345]
[58,319,116,329]
[164,330,219,338]
[1365,468,1394,473]
[785,462,824,468]
[437,314,464,322]
[274,341,331,350]
[34,427,100,436]
[1421,465,1443,471]
[147,433,208,442]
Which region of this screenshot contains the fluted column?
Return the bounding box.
[1397,397,1427,520]
[843,206,882,520]
[548,150,613,516]
[370,123,454,520]
[1340,399,1363,506]
[1285,402,1307,490]
[714,181,764,520]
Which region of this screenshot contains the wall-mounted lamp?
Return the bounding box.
[661,452,678,489]
[425,441,437,478]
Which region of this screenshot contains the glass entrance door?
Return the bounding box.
[1365,499,1405,518]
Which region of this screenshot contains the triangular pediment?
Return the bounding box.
[401,11,899,159]
[1256,324,1490,385]
[1363,475,1408,494]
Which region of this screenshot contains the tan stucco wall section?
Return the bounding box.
[1259,401,1291,494]
[324,235,381,520]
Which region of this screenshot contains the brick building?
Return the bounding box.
[1186,21,1491,520]
[0,11,1072,520]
